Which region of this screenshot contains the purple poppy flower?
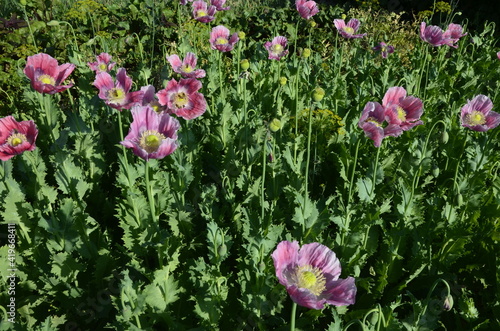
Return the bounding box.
[372,42,394,58]
[383,86,424,131]
[93,68,144,110]
[497,51,500,60]
[167,52,206,79]
[192,0,216,23]
[334,18,367,39]
[209,25,239,52]
[443,23,467,48]
[211,0,229,11]
[180,0,193,4]
[271,241,357,310]
[156,78,207,120]
[87,52,116,73]
[121,105,179,161]
[358,101,402,147]
[0,116,38,161]
[420,22,450,47]
[295,0,319,20]
[24,53,75,94]
[264,36,289,60]
[140,85,167,113]
[460,95,500,132]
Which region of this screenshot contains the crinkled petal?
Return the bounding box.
[382,86,407,107]
[322,277,357,306]
[297,243,341,279]
[271,241,300,286]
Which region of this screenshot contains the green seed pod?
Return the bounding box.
[432,165,440,178]
[240,59,250,71]
[457,193,463,206]
[238,31,246,40]
[20,0,26,6]
[312,87,325,102]
[258,261,266,273]
[279,77,287,86]
[369,311,380,325]
[309,21,317,28]
[302,48,311,58]
[441,130,449,144]
[269,118,282,132]
[47,20,60,26]
[217,244,227,256]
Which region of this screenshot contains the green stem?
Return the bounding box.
[145,160,156,222]
[370,142,382,198]
[290,302,297,331]
[261,133,268,227]
[303,102,314,233]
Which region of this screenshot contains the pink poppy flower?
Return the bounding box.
[419,22,450,47]
[156,78,207,120]
[192,0,217,23]
[264,36,289,60]
[271,241,357,310]
[497,51,500,60]
[180,0,193,4]
[209,25,239,52]
[372,42,394,58]
[460,95,500,132]
[140,85,167,113]
[121,105,179,161]
[167,52,206,79]
[93,68,144,110]
[334,19,367,39]
[87,52,116,73]
[358,102,402,147]
[24,53,75,94]
[0,116,38,161]
[443,23,467,48]
[383,86,424,131]
[211,0,229,11]
[295,0,319,20]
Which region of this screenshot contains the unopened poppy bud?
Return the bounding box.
[443,294,454,311]
[457,193,463,206]
[369,311,379,325]
[312,87,325,102]
[309,21,317,28]
[441,130,449,144]
[279,77,287,85]
[217,244,227,256]
[20,0,26,5]
[240,59,250,71]
[270,118,282,132]
[302,48,311,58]
[47,20,60,26]
[258,261,266,273]
[341,14,347,20]
[238,31,246,40]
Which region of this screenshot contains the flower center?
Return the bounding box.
[465,110,486,126]
[7,133,27,147]
[216,37,228,45]
[139,130,165,154]
[173,92,188,108]
[366,117,382,127]
[181,64,194,73]
[98,63,108,72]
[271,44,284,55]
[343,27,354,35]
[294,265,326,296]
[107,88,125,103]
[196,10,207,18]
[38,74,55,85]
[396,106,407,121]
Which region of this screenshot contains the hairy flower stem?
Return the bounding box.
[145,160,157,223]
[261,132,268,228]
[370,142,382,198]
[290,302,297,331]
[303,103,314,234]
[341,137,361,246]
[118,111,141,227]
